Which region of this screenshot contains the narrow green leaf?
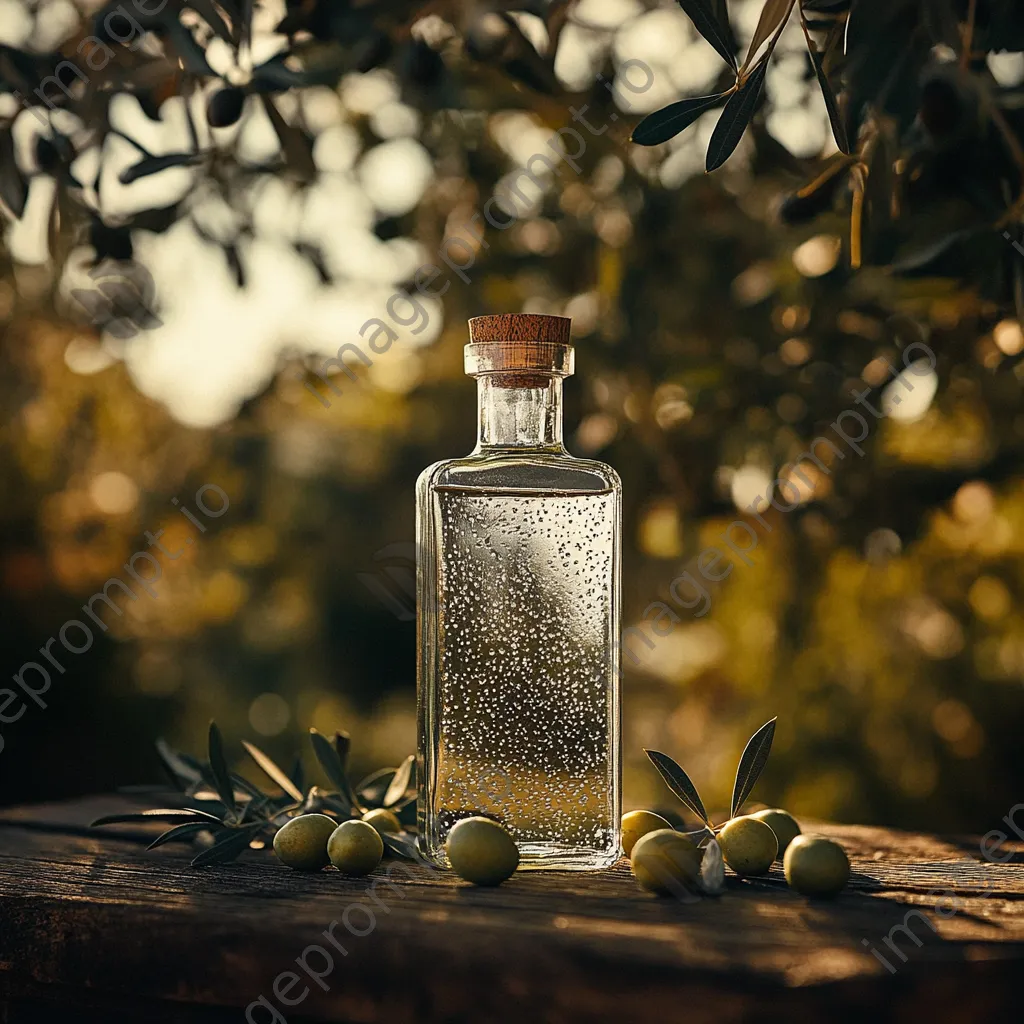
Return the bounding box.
[207,722,237,819]
[805,36,849,154]
[181,798,238,818]
[631,92,729,146]
[706,55,770,171]
[644,749,712,826]
[289,755,305,795]
[1,130,28,218]
[742,0,794,72]
[91,808,222,827]
[242,741,304,801]
[310,728,348,791]
[889,229,979,276]
[155,738,203,787]
[357,767,396,805]
[677,0,738,70]
[147,822,216,850]
[310,729,361,812]
[381,831,421,861]
[184,0,234,42]
[260,94,316,181]
[731,717,777,817]
[230,773,269,804]
[383,755,415,808]
[119,153,201,185]
[190,827,260,868]
[334,730,351,771]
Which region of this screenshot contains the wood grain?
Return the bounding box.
[468,314,572,346]
[0,798,1022,1023]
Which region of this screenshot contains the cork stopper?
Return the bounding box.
[465,314,574,387]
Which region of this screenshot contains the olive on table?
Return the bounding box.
[361,807,401,836]
[716,816,778,877]
[630,828,702,895]
[445,816,520,886]
[783,834,850,898]
[621,810,675,857]
[273,813,337,872]
[750,808,801,859]
[328,819,384,876]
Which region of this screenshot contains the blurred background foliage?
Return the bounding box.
[2,0,1024,834]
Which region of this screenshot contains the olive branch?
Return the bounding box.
[92,722,418,867]
[644,717,778,840]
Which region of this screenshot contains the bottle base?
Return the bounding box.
[424,840,621,872]
[515,842,622,871]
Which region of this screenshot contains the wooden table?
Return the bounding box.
[1,796,1022,1023]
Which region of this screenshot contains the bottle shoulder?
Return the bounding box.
[419,449,621,495]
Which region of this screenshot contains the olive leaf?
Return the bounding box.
[260,94,316,181]
[191,825,263,868]
[889,229,982,277]
[118,153,201,185]
[310,728,346,789]
[800,13,850,154]
[0,130,27,219]
[310,728,361,812]
[705,53,770,171]
[381,830,422,861]
[383,755,415,808]
[155,738,204,788]
[677,0,737,71]
[644,749,712,826]
[357,766,397,803]
[334,730,351,769]
[289,754,305,794]
[207,722,238,820]
[742,0,795,73]
[242,741,304,802]
[147,821,217,850]
[631,92,730,146]
[230,772,271,804]
[730,717,777,818]
[91,807,223,827]
[699,836,725,895]
[184,0,233,42]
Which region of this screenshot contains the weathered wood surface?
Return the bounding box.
[0,796,1022,1023]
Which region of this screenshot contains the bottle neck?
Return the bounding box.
[475,375,564,450]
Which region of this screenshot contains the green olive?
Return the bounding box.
[445,816,520,886]
[784,834,850,897]
[273,813,337,871]
[630,828,702,895]
[621,810,675,857]
[750,808,801,859]
[361,808,401,836]
[717,816,778,876]
[328,819,384,876]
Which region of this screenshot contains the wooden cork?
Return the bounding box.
[465,314,574,387]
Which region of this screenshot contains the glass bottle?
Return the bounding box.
[417,313,621,870]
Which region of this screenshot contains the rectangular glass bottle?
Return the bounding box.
[417,314,621,870]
